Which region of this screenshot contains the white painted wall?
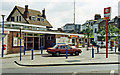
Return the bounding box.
[93,24,98,42]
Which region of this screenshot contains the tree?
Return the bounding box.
[97,24,120,49]
[97,27,106,48]
[111,26,120,40]
[82,25,93,50]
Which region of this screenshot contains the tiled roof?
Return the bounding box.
[8,6,52,28]
[16,6,52,28]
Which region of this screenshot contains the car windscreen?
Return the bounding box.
[53,44,58,48]
[66,45,72,49]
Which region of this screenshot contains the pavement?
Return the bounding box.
[1,47,120,66]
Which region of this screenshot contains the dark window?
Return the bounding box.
[11,17,14,21]
[66,45,72,49]
[37,18,40,21]
[29,16,31,20]
[47,36,53,40]
[17,16,18,22]
[19,16,21,21]
[75,25,77,30]
[58,45,65,49]
[38,15,41,17]
[95,28,97,33]
[32,16,36,21]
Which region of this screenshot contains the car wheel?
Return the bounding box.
[56,52,60,56]
[75,51,79,55]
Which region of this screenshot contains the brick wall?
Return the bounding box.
[7,31,24,54]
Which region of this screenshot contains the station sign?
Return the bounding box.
[104,7,111,20]
[70,35,78,38]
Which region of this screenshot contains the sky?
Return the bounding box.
[0,0,120,29]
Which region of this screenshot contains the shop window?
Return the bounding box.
[32,27,37,30]
[24,26,29,29]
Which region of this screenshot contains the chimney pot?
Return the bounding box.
[25,5,28,12]
[42,8,46,19]
[24,5,29,20]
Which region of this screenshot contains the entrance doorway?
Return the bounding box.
[40,35,45,49]
[34,37,39,50]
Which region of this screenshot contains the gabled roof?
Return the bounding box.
[96,18,104,24]
[7,6,52,28]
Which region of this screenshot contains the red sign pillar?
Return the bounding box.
[104,7,111,58]
[106,20,108,58]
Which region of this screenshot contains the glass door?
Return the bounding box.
[40,35,45,49]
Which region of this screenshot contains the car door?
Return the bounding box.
[58,45,66,54]
[66,45,73,54]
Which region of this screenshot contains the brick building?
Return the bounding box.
[0,5,85,54]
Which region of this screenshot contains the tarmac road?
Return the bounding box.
[2,64,119,74]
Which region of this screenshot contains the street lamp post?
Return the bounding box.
[20,26,23,61]
[1,15,5,58]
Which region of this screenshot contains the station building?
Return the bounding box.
[0,5,85,54]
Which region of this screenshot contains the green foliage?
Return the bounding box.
[97,27,106,41]
[97,24,120,40]
[82,25,93,38]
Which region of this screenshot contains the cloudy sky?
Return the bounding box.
[0,0,120,29]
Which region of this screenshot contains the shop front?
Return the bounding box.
[25,33,45,50]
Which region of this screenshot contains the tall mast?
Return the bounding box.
[74,0,75,24]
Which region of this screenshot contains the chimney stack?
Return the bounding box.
[25,5,28,12]
[42,8,46,19]
[94,14,101,20]
[24,5,29,20]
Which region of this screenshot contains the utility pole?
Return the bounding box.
[74,0,75,24]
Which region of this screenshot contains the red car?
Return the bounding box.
[47,44,82,56]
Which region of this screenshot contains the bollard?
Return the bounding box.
[115,46,116,53]
[41,46,43,54]
[20,28,21,61]
[66,48,68,59]
[97,45,99,53]
[24,47,26,55]
[92,45,94,58]
[31,49,34,60]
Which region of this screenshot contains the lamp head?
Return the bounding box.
[1,15,5,19]
[20,26,23,29]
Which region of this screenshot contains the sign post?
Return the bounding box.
[1,15,5,58]
[92,45,94,58]
[41,46,43,54]
[20,28,22,61]
[104,7,111,58]
[66,48,68,59]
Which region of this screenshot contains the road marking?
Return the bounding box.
[72,72,77,75]
[110,70,115,75]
